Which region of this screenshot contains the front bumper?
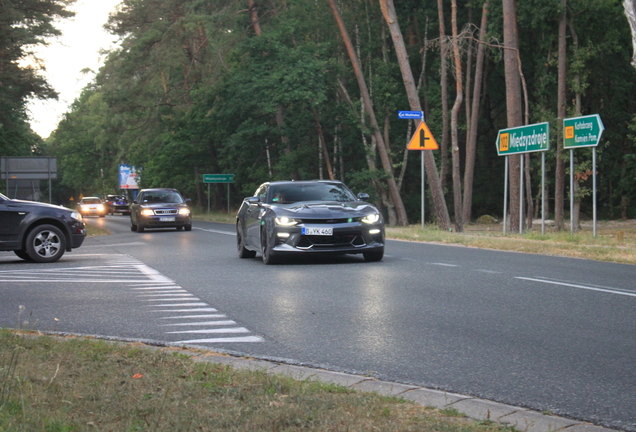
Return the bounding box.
[271,222,384,255]
[139,215,191,228]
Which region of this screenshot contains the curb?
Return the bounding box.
[183,350,616,432]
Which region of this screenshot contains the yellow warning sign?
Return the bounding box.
[407,122,439,150]
[499,132,509,152]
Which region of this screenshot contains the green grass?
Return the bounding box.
[0,330,511,432]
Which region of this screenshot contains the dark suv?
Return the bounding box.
[0,192,86,263]
[130,188,192,232]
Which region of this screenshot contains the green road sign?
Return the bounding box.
[203,174,234,183]
[496,122,550,156]
[563,114,604,149]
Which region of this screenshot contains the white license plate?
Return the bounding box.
[302,227,333,236]
[159,217,175,222]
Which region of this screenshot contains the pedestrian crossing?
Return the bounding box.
[0,253,264,344]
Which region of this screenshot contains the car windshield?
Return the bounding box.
[268,183,356,204]
[82,198,101,204]
[141,192,183,204]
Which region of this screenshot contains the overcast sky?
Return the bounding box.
[27,0,122,139]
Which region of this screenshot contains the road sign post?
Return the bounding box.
[401,113,438,230]
[495,122,550,234]
[203,174,235,214]
[563,115,604,236]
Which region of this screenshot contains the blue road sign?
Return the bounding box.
[398,111,424,120]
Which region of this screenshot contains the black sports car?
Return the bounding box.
[236,180,385,264]
[0,192,86,263]
[130,188,192,232]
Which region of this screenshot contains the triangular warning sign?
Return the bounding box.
[407,122,439,150]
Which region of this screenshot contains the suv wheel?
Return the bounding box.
[25,225,66,263]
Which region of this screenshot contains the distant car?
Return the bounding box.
[130,188,192,232]
[105,195,130,215]
[0,192,86,263]
[236,180,385,264]
[78,197,107,217]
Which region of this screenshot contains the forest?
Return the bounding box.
[2,0,636,230]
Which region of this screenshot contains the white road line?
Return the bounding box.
[163,320,237,328]
[192,227,235,236]
[430,263,459,267]
[516,277,636,298]
[148,308,218,313]
[166,328,249,334]
[174,336,264,343]
[160,321,235,327]
[150,302,208,307]
[159,314,226,319]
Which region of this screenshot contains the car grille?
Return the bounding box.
[154,209,178,215]
[297,218,354,224]
[297,233,366,249]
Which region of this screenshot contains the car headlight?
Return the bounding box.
[275,216,298,226]
[178,208,190,216]
[97,205,105,211]
[71,211,83,221]
[361,213,380,224]
[141,209,155,216]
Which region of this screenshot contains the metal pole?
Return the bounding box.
[503,156,508,235]
[541,152,546,235]
[519,153,524,234]
[207,183,210,213]
[570,149,574,235]
[227,183,230,214]
[593,148,597,237]
[421,149,425,230]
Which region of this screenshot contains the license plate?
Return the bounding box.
[302,227,333,236]
[159,217,175,222]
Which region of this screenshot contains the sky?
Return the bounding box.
[27,0,122,139]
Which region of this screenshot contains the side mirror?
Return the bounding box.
[247,196,261,205]
[357,193,370,201]
[185,198,192,206]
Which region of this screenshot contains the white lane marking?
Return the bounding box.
[192,227,235,236]
[516,277,636,298]
[160,315,226,319]
[150,302,208,307]
[430,263,459,267]
[149,308,218,313]
[161,321,234,327]
[166,328,249,334]
[140,295,196,299]
[474,269,502,274]
[174,336,264,343]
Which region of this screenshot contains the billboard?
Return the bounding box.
[118,164,139,190]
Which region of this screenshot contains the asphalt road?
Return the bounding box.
[1,215,634,431]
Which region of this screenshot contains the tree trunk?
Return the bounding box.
[462,2,488,224]
[502,0,522,233]
[328,0,408,225]
[623,0,636,68]
[450,0,463,232]
[555,0,567,230]
[437,0,450,190]
[379,0,451,229]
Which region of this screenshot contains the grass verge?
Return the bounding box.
[0,330,509,432]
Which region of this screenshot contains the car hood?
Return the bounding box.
[139,203,188,209]
[7,199,75,213]
[273,201,379,218]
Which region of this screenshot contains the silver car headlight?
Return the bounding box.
[71,211,83,222]
[178,208,191,216]
[361,213,380,224]
[275,217,298,226]
[141,209,155,216]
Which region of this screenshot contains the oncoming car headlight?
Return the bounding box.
[178,208,190,216]
[141,209,155,216]
[97,205,105,211]
[361,213,380,224]
[275,217,298,226]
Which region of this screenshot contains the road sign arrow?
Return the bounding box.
[407,122,438,150]
[563,114,604,149]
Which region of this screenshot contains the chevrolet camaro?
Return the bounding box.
[236,180,385,264]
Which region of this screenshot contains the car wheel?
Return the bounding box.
[13,250,32,261]
[136,223,145,233]
[363,248,384,262]
[237,224,256,259]
[261,231,278,265]
[130,219,137,231]
[25,224,66,263]
[184,224,192,232]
